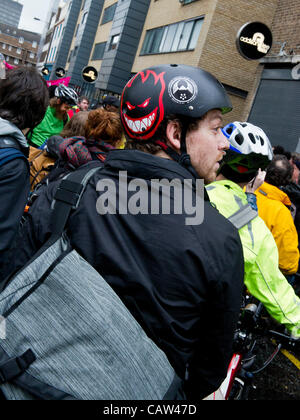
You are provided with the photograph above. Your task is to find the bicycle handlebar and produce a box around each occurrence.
[237,302,300,353]
[266,330,299,352]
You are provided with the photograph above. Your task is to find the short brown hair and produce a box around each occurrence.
[79,95,89,104]
[60,111,89,138]
[0,66,49,130]
[265,154,293,187]
[84,108,123,146]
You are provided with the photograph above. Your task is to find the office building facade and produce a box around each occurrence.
[0,22,40,67]
[0,0,23,28]
[50,0,282,125]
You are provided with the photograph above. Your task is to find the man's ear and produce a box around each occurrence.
[166,120,181,152]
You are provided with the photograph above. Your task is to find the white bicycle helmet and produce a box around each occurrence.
[54,84,78,106]
[221,121,273,176]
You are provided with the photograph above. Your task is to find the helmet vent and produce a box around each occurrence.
[248,133,256,144]
[225,126,233,135]
[259,136,264,146]
[235,133,244,145]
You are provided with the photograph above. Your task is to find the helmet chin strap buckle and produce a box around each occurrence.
[179,153,192,168]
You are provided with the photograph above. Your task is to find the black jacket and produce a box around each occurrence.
[9,150,244,399]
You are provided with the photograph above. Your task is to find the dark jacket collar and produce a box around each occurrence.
[104,150,210,201]
[105,150,196,181]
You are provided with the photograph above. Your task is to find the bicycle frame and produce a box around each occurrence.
[206,299,299,400]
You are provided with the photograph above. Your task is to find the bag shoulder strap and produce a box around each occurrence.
[50,161,103,236]
[0,136,22,151]
[0,136,28,168]
[228,203,258,230]
[0,148,26,167]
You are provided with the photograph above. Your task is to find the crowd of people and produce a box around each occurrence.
[0,64,299,400]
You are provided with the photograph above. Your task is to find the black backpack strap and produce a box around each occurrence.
[50,161,103,236]
[0,349,36,385]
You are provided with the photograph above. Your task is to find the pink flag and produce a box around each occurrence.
[46,77,70,87]
[4,61,15,69]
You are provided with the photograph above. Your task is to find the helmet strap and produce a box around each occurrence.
[155,119,199,179]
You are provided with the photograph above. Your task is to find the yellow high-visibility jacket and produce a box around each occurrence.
[207,180,300,338]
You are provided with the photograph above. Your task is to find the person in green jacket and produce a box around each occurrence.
[28,84,78,148]
[207,121,300,338]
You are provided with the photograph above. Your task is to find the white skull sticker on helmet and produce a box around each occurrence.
[168,77,198,104]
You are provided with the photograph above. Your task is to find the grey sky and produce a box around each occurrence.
[18,0,52,33]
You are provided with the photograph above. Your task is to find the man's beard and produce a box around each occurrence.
[56,107,68,121]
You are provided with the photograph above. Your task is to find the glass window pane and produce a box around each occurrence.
[150,27,164,53]
[171,22,184,51]
[158,27,168,53]
[141,30,155,54]
[188,19,203,50]
[178,21,194,51]
[160,24,177,53]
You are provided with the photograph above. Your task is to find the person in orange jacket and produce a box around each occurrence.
[255,154,299,276]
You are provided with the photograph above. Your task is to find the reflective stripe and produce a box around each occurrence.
[228,203,258,230]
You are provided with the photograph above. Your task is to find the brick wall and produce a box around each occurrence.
[269,0,300,55]
[132,0,216,71]
[131,0,280,122]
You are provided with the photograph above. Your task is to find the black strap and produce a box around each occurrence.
[50,161,103,236]
[0,349,36,385]
[0,346,76,399]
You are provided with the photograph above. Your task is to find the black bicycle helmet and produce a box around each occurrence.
[121,64,232,142]
[54,84,78,106]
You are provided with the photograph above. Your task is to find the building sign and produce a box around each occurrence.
[82,66,98,83]
[291,63,300,80]
[55,67,66,78]
[42,66,50,77]
[236,22,272,60]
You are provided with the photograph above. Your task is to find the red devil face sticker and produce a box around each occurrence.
[121,70,166,140]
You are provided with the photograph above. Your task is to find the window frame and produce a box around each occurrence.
[92,41,106,60]
[101,2,117,25]
[140,16,204,56]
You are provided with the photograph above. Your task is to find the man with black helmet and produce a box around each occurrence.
[28,84,78,148]
[10,65,244,399]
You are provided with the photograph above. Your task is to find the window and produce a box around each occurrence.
[141,17,204,55]
[182,0,199,4]
[16,48,22,54]
[82,12,88,25]
[29,52,35,59]
[101,3,117,25]
[19,37,24,44]
[2,43,6,49]
[108,34,120,51]
[92,42,106,60]
[32,41,37,48]
[68,50,73,63]
[14,58,19,65]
